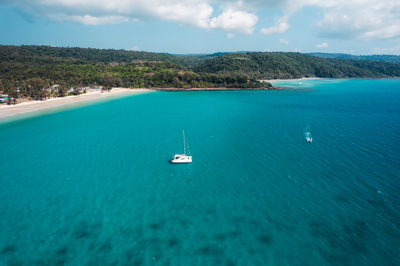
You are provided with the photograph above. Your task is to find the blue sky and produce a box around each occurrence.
[1,0,399,55]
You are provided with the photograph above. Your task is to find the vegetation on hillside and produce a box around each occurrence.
[0,45,207,68]
[1,45,400,102]
[194,52,400,79]
[308,53,400,64]
[0,46,268,101]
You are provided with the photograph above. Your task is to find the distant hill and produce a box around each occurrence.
[0,45,203,67]
[194,52,400,79]
[308,53,400,64]
[1,45,400,98]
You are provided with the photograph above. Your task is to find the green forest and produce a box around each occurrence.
[308,53,400,63]
[193,52,400,79]
[1,45,400,100]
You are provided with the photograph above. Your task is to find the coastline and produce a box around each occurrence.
[0,86,284,123]
[152,87,278,91]
[0,88,151,123]
[261,77,322,83]
[263,77,400,83]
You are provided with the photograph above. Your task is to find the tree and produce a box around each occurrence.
[72,87,82,95]
[25,78,48,100]
[102,73,114,92]
[7,87,18,104]
[57,85,68,97]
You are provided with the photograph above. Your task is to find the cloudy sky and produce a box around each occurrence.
[1,0,400,54]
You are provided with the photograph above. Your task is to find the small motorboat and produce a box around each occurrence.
[305,132,313,143]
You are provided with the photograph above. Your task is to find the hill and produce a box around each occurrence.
[0,45,267,99]
[308,53,400,64]
[0,45,213,68]
[1,45,400,99]
[194,52,400,79]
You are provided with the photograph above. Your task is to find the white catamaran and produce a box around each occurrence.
[171,130,192,164]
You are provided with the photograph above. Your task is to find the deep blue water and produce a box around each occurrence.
[0,79,399,265]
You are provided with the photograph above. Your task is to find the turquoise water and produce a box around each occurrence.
[0,79,399,265]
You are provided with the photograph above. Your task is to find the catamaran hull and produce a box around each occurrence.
[170,154,192,163]
[170,160,192,164]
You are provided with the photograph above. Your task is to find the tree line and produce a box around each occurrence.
[1,45,400,103]
[0,56,269,102]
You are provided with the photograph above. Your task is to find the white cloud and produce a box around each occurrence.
[226,33,235,38]
[210,8,258,34]
[279,38,289,45]
[2,0,400,40]
[2,0,258,35]
[315,1,400,39]
[315,42,328,48]
[53,15,129,25]
[260,15,289,34]
[256,0,400,40]
[151,1,213,29]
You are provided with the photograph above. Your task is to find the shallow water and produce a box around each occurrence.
[0,79,399,265]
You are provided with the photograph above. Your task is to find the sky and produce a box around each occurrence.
[0,0,400,55]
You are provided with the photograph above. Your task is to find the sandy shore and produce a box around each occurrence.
[0,86,279,123]
[0,88,151,122]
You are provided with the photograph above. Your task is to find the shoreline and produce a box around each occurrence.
[0,88,151,123]
[0,86,283,123]
[152,87,278,91]
[4,76,394,122]
[261,77,322,83]
[263,77,400,83]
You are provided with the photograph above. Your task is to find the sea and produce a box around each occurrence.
[0,79,399,265]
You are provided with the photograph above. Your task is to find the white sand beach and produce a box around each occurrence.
[0,88,151,122]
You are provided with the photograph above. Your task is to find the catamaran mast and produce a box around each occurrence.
[183,130,186,154]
